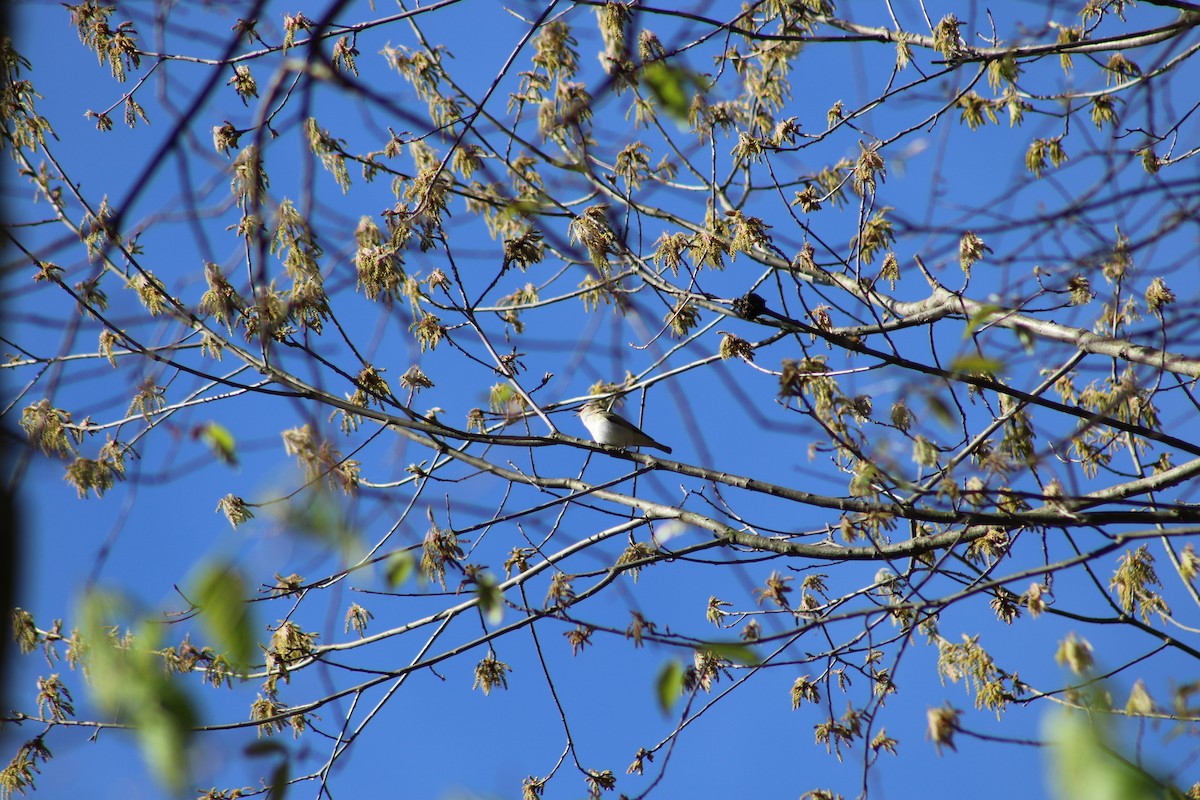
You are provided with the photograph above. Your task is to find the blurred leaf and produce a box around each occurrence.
[246,740,289,800]
[701,641,761,666]
[1044,707,1180,800]
[642,62,707,122]
[949,354,1006,376]
[194,561,255,668]
[655,659,685,713]
[924,392,955,427]
[245,740,288,757]
[80,590,197,792]
[268,758,290,800]
[199,421,238,466]
[488,383,517,414]
[138,684,197,793]
[274,490,361,560]
[475,573,504,625]
[385,550,414,588]
[964,304,1002,335]
[651,520,688,543]
[1016,325,1036,354]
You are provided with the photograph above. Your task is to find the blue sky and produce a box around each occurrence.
[4,1,1200,798]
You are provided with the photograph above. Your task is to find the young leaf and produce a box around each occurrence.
[655,659,685,713]
[194,561,256,669]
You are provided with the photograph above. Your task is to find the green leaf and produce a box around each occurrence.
[194,561,255,669]
[138,683,197,793]
[1044,706,1177,800]
[199,421,238,466]
[1016,326,1036,354]
[964,304,1002,335]
[275,490,361,559]
[655,659,685,713]
[700,641,761,666]
[642,62,706,122]
[385,550,414,588]
[924,393,955,427]
[80,590,197,792]
[948,354,1005,376]
[268,757,291,800]
[245,740,287,757]
[246,741,290,800]
[488,383,516,413]
[475,573,504,625]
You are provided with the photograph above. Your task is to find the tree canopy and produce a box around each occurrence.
[3,1,1200,799]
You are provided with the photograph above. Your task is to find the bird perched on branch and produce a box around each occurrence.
[578,400,673,454]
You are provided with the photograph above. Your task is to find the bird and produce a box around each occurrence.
[577,400,673,454]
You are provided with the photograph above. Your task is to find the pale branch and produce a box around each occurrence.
[736,294,1200,458]
[621,2,1200,63]
[888,282,1200,379]
[592,187,1200,385]
[259,350,1200,539]
[911,352,1087,498]
[6,4,1200,796]
[127,0,465,65]
[391,413,1200,548]
[781,250,1200,380]
[824,10,1200,63]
